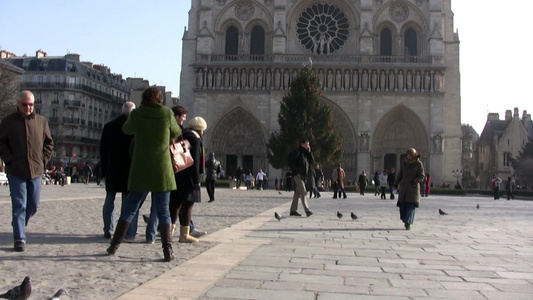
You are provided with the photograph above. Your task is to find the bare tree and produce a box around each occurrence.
[0,61,21,120]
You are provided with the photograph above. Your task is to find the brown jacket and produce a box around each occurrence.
[0,110,54,179]
[394,158,425,205]
[332,167,346,189]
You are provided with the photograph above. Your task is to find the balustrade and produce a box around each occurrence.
[194,64,444,93]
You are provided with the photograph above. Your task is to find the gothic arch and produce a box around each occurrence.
[400,21,426,56]
[214,0,273,33]
[209,106,267,157]
[371,104,429,159]
[322,96,357,171]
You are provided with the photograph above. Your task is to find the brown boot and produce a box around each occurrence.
[107,220,130,255]
[160,223,174,262]
[178,226,199,243]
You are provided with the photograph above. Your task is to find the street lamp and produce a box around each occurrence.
[452,169,463,184]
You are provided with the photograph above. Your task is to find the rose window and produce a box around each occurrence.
[296,3,349,55]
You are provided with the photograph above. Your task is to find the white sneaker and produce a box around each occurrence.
[190,228,207,238]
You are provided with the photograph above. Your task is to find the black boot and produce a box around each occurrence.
[160,223,174,262]
[107,220,130,255]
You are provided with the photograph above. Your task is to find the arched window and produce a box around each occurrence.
[225,26,239,55]
[404,28,417,56]
[250,25,265,55]
[380,28,392,56]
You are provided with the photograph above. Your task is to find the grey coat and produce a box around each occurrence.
[394,158,425,205]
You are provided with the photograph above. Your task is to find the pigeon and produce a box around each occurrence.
[438,209,448,215]
[350,212,358,221]
[336,211,343,220]
[278,191,282,194]
[476,204,480,209]
[47,289,69,300]
[274,212,283,221]
[0,276,31,300]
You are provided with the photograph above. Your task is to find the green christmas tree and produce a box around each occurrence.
[267,66,343,169]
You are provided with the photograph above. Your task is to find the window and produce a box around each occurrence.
[250,25,265,55]
[380,28,392,56]
[503,152,511,167]
[480,163,484,171]
[404,28,417,55]
[225,26,239,55]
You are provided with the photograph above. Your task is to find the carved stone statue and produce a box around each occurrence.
[352,70,359,91]
[388,70,395,91]
[414,71,421,92]
[397,70,404,92]
[196,68,204,89]
[344,69,350,91]
[249,69,256,90]
[257,69,263,90]
[379,70,386,91]
[406,71,412,91]
[371,70,378,91]
[424,71,431,92]
[335,69,342,91]
[361,69,369,91]
[215,69,222,89]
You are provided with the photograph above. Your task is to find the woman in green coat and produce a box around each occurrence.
[106,87,180,262]
[394,148,425,230]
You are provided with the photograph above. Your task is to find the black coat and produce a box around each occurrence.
[174,128,204,202]
[99,114,133,193]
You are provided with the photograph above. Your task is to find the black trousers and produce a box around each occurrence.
[206,179,216,201]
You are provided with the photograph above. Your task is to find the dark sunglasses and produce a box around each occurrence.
[19,103,34,107]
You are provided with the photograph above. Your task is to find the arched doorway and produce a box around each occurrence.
[371,104,429,173]
[209,107,267,178]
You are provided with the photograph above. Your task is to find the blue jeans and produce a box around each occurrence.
[102,191,128,235]
[119,191,170,231]
[146,198,159,242]
[7,174,41,243]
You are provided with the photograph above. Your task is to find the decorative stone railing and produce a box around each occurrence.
[193,54,445,93]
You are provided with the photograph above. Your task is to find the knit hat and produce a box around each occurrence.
[189,116,207,131]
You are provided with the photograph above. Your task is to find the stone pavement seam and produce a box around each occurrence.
[114,201,292,300]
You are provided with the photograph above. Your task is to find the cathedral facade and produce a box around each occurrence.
[180,0,461,185]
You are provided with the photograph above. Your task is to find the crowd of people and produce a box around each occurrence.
[1,89,522,257]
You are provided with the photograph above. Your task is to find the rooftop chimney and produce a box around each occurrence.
[505,110,512,121]
[0,50,16,59]
[488,113,500,121]
[36,49,47,58]
[514,107,519,118]
[64,53,80,62]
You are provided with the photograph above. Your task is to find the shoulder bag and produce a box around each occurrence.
[170,136,194,173]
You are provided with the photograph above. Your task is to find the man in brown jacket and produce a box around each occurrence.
[0,90,54,252]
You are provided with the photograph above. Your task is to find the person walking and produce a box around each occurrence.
[332,163,347,199]
[82,162,93,185]
[106,87,180,262]
[0,91,54,252]
[492,174,502,200]
[245,169,253,190]
[288,139,314,217]
[100,101,137,239]
[424,173,431,197]
[255,169,267,190]
[171,116,207,243]
[235,166,243,189]
[314,164,324,194]
[506,176,515,200]
[358,171,367,195]
[373,171,380,196]
[379,169,388,199]
[388,167,396,199]
[205,152,221,202]
[394,148,425,230]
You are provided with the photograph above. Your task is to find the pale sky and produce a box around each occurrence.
[1,0,530,134]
